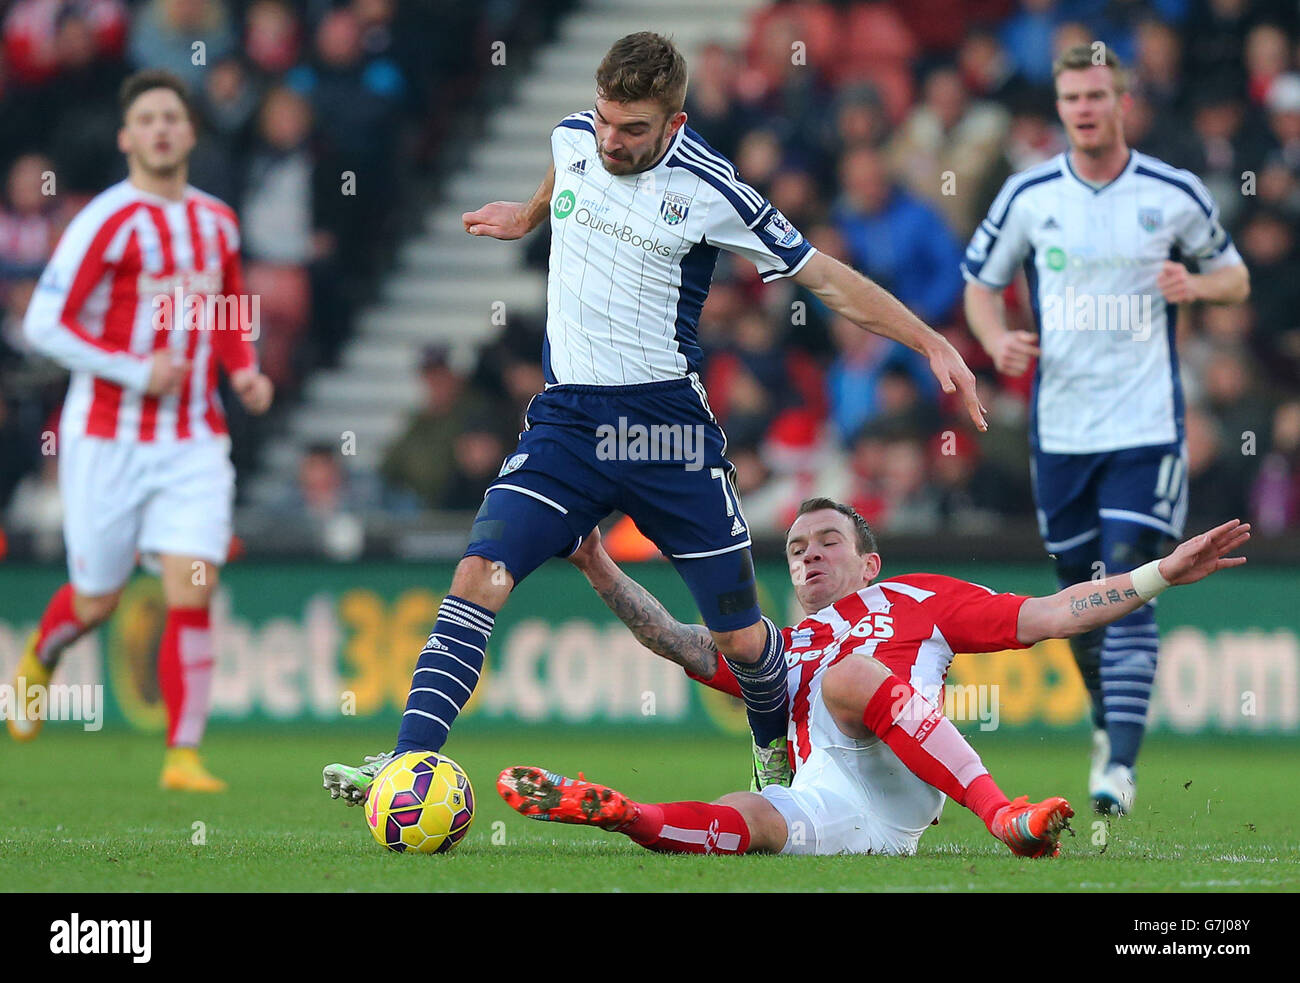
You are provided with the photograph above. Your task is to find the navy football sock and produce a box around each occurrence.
[723,616,789,748]
[1101,613,1159,768]
[395,596,495,754]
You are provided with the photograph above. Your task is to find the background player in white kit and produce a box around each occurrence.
[498,502,1249,857]
[961,46,1250,815]
[6,71,274,792]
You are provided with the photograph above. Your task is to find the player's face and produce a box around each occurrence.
[118,88,196,177]
[785,509,881,613]
[1055,67,1128,156]
[593,97,685,175]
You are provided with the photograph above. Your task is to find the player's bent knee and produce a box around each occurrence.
[714,791,785,853]
[450,555,513,611]
[709,620,766,664]
[73,589,122,626]
[821,656,890,718]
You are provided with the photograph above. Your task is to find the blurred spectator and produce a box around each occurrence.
[704,309,824,449]
[437,416,507,511]
[1252,400,1300,532]
[0,153,57,289]
[1000,0,1062,90]
[1183,0,1253,90]
[189,56,260,198]
[2,0,126,87]
[929,426,1014,531]
[1234,207,1300,387]
[825,314,938,445]
[831,146,964,325]
[888,63,1010,237]
[380,345,496,509]
[682,41,751,161]
[1133,17,1186,113]
[1244,22,1291,108]
[957,29,1024,105]
[287,5,405,280]
[876,426,943,534]
[1264,73,1300,174]
[837,3,916,125]
[244,0,299,77]
[128,0,237,90]
[1199,346,1273,465]
[1185,405,1251,524]
[240,84,320,390]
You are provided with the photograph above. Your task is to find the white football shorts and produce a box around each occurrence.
[59,429,235,595]
[761,684,946,856]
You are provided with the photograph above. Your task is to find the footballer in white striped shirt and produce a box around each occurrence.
[323,32,987,808]
[962,45,1250,815]
[8,70,274,792]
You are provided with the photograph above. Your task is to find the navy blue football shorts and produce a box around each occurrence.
[1031,440,1187,577]
[464,377,761,632]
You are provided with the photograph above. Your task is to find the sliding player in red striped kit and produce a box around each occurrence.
[499,501,1249,857]
[6,70,273,791]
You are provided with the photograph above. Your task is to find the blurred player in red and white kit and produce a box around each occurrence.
[500,500,1249,857]
[5,70,274,791]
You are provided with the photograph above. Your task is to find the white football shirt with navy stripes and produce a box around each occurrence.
[961,150,1244,455]
[544,111,815,386]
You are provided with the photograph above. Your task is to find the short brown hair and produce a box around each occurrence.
[595,32,688,115]
[791,498,879,556]
[1053,43,1128,95]
[119,69,194,123]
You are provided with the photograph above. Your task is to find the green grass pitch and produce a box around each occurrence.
[3,729,1296,892]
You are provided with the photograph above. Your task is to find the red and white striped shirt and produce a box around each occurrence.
[695,574,1030,771]
[23,180,258,443]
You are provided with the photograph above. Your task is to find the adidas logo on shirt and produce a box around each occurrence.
[731,516,745,537]
[567,159,587,175]
[1042,216,1060,229]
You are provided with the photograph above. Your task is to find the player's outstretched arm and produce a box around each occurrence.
[1016,519,1251,645]
[567,528,720,678]
[462,164,556,240]
[794,251,987,431]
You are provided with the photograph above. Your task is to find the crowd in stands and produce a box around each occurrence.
[0,0,568,541]
[4,0,1300,548]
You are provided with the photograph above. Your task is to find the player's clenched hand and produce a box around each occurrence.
[1157,261,1199,304]
[992,330,1040,377]
[146,351,190,396]
[231,368,274,415]
[1157,518,1250,586]
[927,339,988,432]
[463,201,528,240]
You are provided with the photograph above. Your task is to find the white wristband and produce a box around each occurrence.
[1130,560,1171,602]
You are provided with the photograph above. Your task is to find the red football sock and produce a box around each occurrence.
[862,676,1010,832]
[33,583,87,669]
[621,801,751,855]
[157,606,215,748]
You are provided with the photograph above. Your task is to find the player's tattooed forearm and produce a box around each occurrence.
[1068,586,1140,617]
[595,574,720,676]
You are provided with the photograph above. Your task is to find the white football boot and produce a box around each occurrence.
[1092,762,1136,816]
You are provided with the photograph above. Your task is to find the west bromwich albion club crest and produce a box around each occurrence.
[1138,207,1162,232]
[660,191,692,226]
[498,453,528,477]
